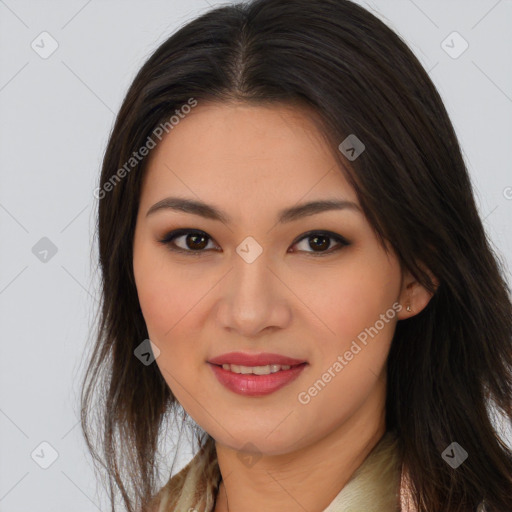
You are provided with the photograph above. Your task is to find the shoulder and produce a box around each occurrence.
[145,459,192,512]
[148,437,220,512]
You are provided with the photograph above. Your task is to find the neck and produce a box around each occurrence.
[213,381,388,512]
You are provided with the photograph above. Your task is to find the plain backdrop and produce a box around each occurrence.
[1,0,511,510]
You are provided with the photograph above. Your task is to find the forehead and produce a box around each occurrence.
[140,102,358,212]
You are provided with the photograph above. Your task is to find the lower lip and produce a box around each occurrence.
[208,362,308,397]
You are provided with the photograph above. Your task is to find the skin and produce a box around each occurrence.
[132,102,435,512]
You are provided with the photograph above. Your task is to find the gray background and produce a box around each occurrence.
[1,0,511,510]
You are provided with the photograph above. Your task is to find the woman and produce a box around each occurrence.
[80,0,512,511]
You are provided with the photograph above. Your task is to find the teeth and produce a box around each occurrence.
[221,363,292,375]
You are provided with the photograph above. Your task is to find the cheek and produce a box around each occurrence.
[297,261,398,337]
[295,259,400,380]
[132,249,216,402]
[133,259,203,397]
[333,280,397,340]
[133,245,198,342]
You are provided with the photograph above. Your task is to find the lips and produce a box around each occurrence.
[207,352,308,396]
[208,361,308,396]
[208,352,306,367]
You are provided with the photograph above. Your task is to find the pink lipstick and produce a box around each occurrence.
[208,352,308,397]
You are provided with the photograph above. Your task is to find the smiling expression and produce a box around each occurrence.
[132,101,419,455]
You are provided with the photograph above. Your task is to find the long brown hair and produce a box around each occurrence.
[80,0,512,510]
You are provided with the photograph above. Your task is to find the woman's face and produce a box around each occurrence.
[133,102,428,455]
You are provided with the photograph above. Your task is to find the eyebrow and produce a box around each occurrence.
[145,197,361,224]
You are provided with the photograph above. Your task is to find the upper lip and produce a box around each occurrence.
[208,352,307,367]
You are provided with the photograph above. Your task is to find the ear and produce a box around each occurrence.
[396,265,439,320]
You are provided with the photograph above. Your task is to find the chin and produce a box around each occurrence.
[214,428,305,457]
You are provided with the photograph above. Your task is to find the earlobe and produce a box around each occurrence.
[397,267,439,320]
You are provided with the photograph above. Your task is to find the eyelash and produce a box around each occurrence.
[158,229,350,257]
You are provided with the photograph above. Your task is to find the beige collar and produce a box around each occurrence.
[153,431,416,512]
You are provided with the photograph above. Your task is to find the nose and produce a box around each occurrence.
[216,251,292,338]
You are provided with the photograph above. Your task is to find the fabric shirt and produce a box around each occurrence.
[151,430,418,512]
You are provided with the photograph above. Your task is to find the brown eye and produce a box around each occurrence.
[159,229,217,254]
[183,232,209,250]
[290,231,350,256]
[308,234,330,251]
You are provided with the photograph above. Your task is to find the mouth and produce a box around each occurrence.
[207,361,308,396]
[209,362,307,375]
[207,351,307,367]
